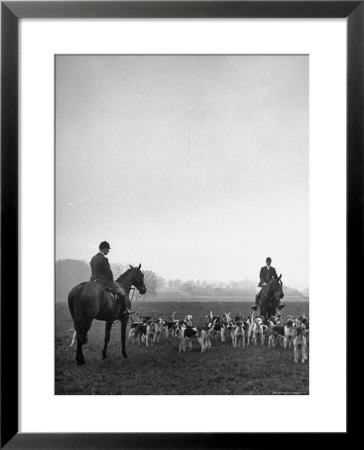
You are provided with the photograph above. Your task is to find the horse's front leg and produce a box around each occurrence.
[121,318,128,358]
[102,321,113,359]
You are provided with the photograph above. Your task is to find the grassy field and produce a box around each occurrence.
[55,300,309,395]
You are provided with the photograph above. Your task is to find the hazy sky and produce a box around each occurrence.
[56,55,308,289]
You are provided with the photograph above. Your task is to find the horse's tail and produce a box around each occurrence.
[68,282,92,345]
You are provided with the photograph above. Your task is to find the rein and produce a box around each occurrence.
[118,283,135,292]
[117,284,139,301]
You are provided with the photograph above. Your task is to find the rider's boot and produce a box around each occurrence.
[251,294,259,311]
[122,297,135,315]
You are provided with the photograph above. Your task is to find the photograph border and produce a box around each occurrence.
[1,1,359,447]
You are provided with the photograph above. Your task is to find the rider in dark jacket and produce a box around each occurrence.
[251,257,285,311]
[90,241,134,314]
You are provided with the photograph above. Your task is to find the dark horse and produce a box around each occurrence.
[259,275,284,321]
[68,264,146,365]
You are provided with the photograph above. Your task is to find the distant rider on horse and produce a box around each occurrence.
[90,241,134,314]
[251,257,285,311]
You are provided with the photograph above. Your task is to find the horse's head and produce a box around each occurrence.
[272,274,284,303]
[116,264,147,294]
[129,264,147,294]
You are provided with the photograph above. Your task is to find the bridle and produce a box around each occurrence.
[116,268,146,298]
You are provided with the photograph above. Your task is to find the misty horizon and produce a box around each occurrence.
[55,257,308,292]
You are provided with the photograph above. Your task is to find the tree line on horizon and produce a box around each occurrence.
[55,259,306,300]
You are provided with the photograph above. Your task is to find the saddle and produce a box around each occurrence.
[90,277,118,302]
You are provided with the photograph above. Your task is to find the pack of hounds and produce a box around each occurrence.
[128,310,309,363]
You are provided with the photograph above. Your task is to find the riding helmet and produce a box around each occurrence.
[99,241,111,250]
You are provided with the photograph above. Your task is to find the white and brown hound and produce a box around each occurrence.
[207,310,228,343]
[231,320,245,348]
[177,319,217,353]
[283,318,295,349]
[145,320,156,346]
[128,317,143,344]
[132,323,147,345]
[267,323,284,347]
[153,318,164,344]
[163,312,182,338]
[248,313,266,346]
[293,325,308,363]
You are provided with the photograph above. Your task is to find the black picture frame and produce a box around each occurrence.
[1,1,357,448]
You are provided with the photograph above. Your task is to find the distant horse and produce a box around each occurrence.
[68,264,146,365]
[259,275,284,321]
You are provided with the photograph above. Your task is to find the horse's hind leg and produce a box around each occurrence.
[102,321,113,359]
[76,338,85,365]
[74,317,93,365]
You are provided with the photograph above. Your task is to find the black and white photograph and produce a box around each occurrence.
[55,54,309,395]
